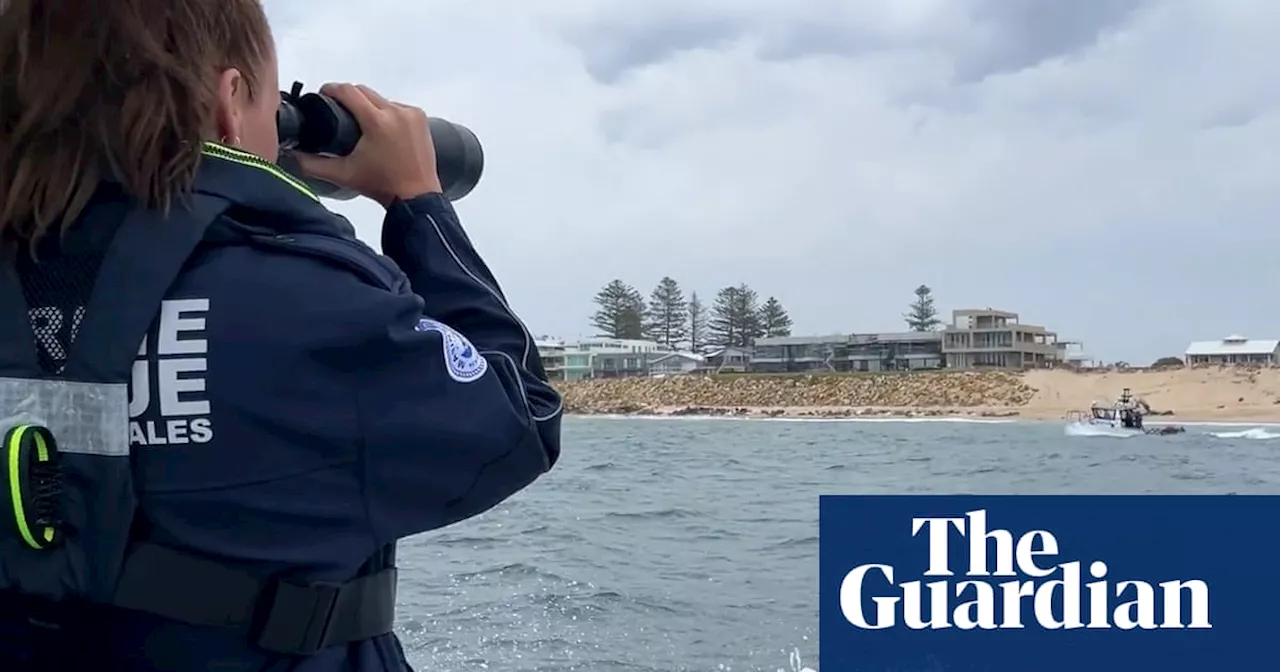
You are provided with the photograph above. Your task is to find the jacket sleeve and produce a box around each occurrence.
[339,194,561,544]
[379,194,563,434]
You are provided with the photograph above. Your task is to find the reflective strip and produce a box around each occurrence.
[200,142,319,201]
[0,377,129,456]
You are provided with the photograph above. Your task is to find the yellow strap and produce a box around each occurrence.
[6,425,38,549]
[5,425,57,549]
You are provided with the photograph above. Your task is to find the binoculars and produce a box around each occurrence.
[276,81,484,201]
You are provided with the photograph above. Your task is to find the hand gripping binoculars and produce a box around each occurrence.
[276,81,484,201]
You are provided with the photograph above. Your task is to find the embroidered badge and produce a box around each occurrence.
[415,318,488,383]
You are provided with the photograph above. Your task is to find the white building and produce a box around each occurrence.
[1184,335,1280,365]
[648,351,705,376]
[1054,339,1097,368]
[557,338,672,379]
[568,338,671,354]
[535,340,566,380]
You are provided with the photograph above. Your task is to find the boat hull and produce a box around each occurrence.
[1064,411,1185,435]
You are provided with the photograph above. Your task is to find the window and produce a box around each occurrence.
[755,346,785,359]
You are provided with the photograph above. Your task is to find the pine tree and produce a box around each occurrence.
[687,292,708,352]
[738,283,764,344]
[619,285,645,339]
[904,284,942,332]
[709,284,764,347]
[591,280,646,339]
[643,276,689,348]
[757,296,793,337]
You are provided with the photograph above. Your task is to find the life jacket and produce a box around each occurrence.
[0,186,396,657]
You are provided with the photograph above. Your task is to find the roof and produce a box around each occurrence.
[1185,336,1280,356]
[704,346,751,357]
[754,334,850,346]
[953,308,1019,318]
[849,331,942,343]
[577,338,662,347]
[651,351,705,363]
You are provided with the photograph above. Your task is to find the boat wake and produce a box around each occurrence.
[1064,422,1137,438]
[1063,388,1184,436]
[778,647,817,672]
[1065,423,1280,440]
[1208,427,1280,440]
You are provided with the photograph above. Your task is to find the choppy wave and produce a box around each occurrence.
[574,414,1014,424]
[403,413,1280,671]
[1208,427,1280,440]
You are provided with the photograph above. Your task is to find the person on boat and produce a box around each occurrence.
[0,0,562,669]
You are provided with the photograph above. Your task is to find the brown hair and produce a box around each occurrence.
[0,0,273,245]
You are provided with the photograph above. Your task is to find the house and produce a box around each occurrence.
[845,332,943,371]
[703,346,752,373]
[941,308,1062,369]
[535,340,566,381]
[1054,340,1097,368]
[590,351,654,378]
[750,334,850,373]
[563,351,593,380]
[569,338,672,355]
[560,337,671,380]
[1185,335,1280,365]
[750,332,943,373]
[648,351,704,376]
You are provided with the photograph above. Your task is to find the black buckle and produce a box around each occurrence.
[114,543,397,656]
[254,579,342,656]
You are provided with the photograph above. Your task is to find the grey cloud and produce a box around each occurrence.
[564,0,1148,86]
[272,0,1280,362]
[564,15,746,84]
[958,0,1149,80]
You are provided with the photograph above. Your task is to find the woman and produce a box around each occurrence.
[0,1,562,670]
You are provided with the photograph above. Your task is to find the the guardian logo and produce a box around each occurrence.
[840,509,1210,631]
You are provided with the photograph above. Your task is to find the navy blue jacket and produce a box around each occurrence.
[45,149,561,670]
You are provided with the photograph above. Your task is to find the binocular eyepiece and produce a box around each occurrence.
[276,81,484,201]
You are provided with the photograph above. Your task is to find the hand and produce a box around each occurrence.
[291,83,442,206]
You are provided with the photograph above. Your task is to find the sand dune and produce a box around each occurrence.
[1020,367,1280,421]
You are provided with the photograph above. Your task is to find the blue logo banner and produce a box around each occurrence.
[819,495,1280,671]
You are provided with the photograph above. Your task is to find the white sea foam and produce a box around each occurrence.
[1063,422,1138,438]
[1207,427,1280,439]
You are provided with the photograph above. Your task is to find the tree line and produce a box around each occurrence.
[590,277,793,349]
[591,281,944,350]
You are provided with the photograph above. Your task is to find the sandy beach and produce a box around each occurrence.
[554,367,1280,423]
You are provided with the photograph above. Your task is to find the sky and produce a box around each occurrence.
[267,0,1280,364]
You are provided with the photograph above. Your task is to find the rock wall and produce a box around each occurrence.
[553,371,1036,414]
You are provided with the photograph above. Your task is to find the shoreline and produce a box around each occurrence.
[554,368,1280,425]
[561,405,1280,424]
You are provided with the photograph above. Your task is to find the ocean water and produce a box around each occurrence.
[393,416,1280,671]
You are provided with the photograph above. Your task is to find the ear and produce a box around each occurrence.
[213,67,246,144]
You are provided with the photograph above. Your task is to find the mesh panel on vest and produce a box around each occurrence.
[16,251,104,375]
